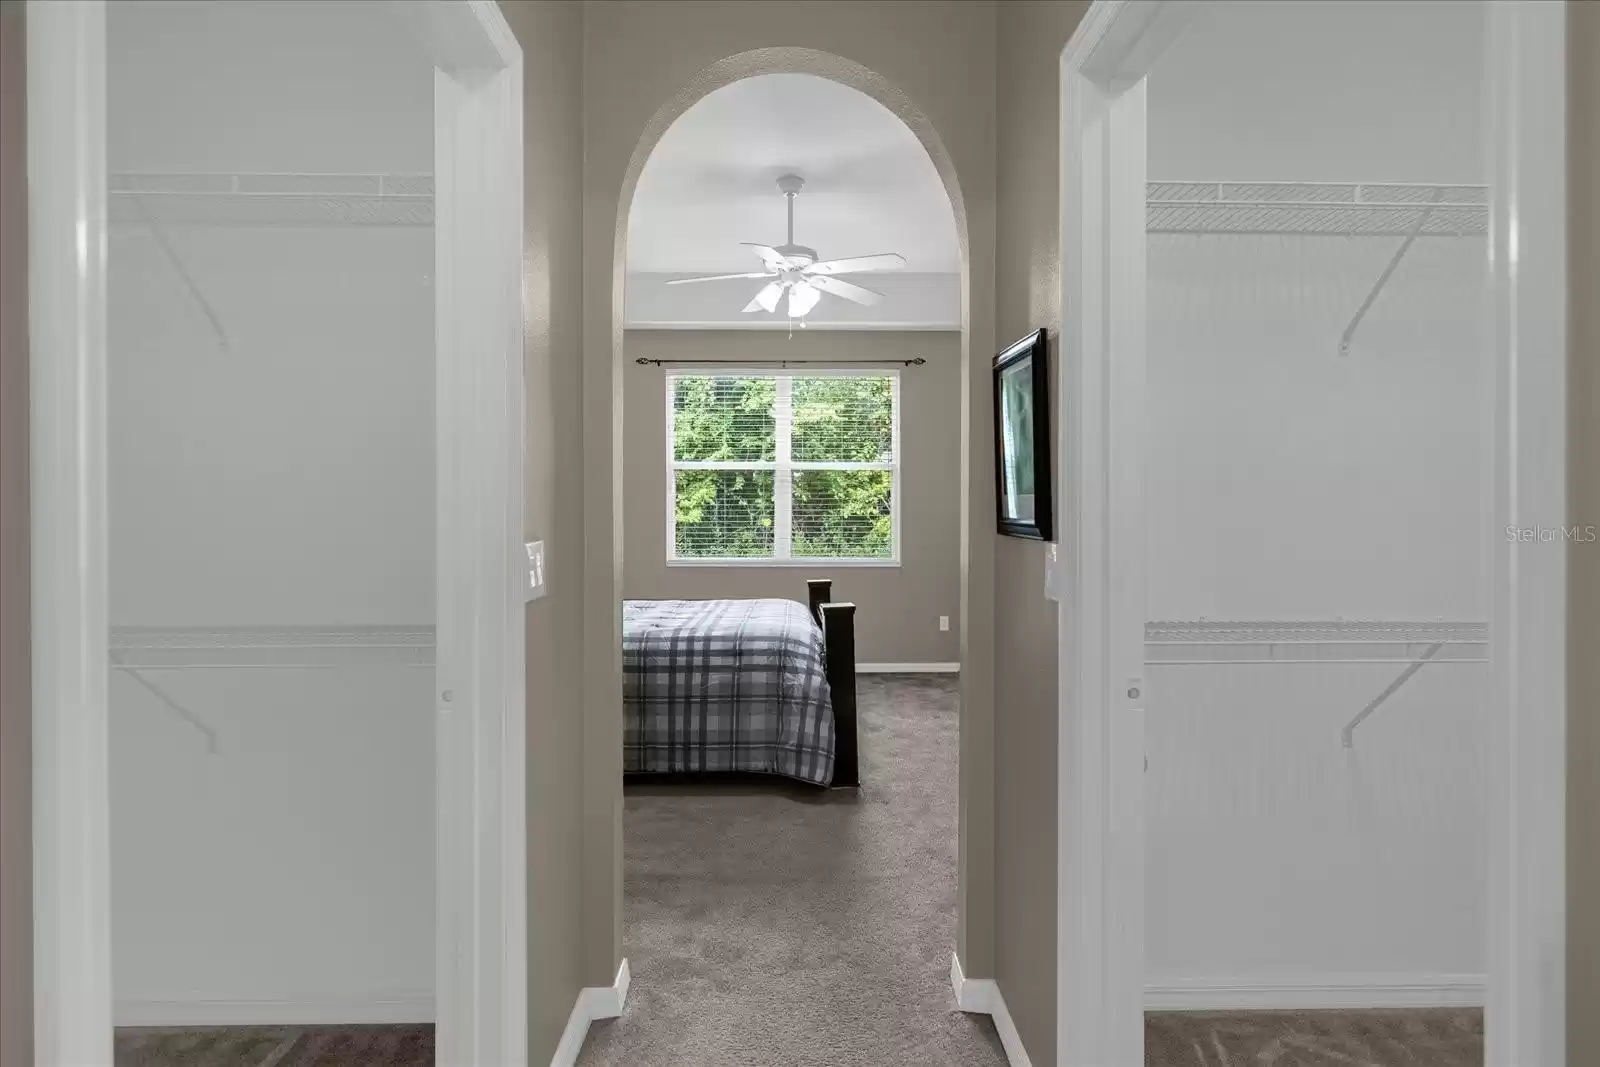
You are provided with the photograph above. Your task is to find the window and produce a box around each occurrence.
[668,372,899,563]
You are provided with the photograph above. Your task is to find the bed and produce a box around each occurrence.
[622,578,859,788]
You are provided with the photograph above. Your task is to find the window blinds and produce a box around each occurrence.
[669,373,899,561]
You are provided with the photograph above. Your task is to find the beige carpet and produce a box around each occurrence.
[1145,1008,1483,1066]
[113,1025,432,1066]
[578,673,1006,1066]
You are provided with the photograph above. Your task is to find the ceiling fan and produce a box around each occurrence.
[665,173,907,321]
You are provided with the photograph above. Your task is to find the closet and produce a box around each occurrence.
[1142,0,1490,1016]
[1143,181,1489,1001]
[107,1,437,1025]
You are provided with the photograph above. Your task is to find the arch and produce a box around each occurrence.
[597,46,983,990]
[614,48,970,295]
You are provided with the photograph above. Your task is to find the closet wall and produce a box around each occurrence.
[1144,0,1490,1000]
[107,1,437,1021]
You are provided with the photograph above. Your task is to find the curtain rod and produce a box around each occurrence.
[634,357,925,367]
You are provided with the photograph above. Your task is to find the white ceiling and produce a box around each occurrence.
[626,74,961,275]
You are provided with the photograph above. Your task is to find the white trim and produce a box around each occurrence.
[856,662,961,674]
[1058,5,1568,1067]
[27,4,527,1067]
[27,2,112,1063]
[626,320,961,332]
[582,958,631,1022]
[549,995,592,1067]
[665,369,901,565]
[666,557,901,568]
[774,377,794,558]
[950,954,1032,1067]
[113,995,435,1028]
[1486,4,1567,1066]
[1144,974,1487,1012]
[429,4,527,1065]
[1057,6,1197,1066]
[549,960,632,1067]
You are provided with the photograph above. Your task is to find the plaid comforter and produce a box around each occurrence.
[622,598,836,786]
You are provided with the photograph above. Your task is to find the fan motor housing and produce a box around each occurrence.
[775,243,818,267]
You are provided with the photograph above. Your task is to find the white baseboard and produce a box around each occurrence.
[550,993,591,1067]
[113,994,433,1027]
[857,662,961,673]
[1144,973,1487,1011]
[550,959,631,1067]
[950,953,1032,1067]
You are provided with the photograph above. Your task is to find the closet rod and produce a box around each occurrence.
[636,357,925,367]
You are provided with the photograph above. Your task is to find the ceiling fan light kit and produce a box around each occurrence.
[665,173,908,324]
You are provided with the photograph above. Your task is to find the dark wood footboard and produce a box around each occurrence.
[806,579,859,788]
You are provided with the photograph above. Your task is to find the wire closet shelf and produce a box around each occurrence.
[110,172,435,227]
[110,625,436,670]
[1145,619,1488,748]
[1146,181,1488,237]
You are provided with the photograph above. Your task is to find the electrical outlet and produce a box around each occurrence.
[938,615,950,632]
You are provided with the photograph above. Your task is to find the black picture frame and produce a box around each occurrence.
[993,328,1053,541]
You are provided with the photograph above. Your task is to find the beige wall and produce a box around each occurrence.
[993,1,1089,1061]
[498,1,587,1061]
[622,330,963,664]
[0,2,30,1063]
[1570,4,1598,1063]
[581,0,999,985]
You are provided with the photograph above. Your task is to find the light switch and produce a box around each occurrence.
[1043,542,1062,602]
[524,540,546,602]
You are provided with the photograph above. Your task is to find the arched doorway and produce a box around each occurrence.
[579,50,996,1061]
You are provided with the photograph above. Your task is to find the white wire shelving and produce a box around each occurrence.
[1147,181,1490,357]
[110,172,435,354]
[1146,181,1488,238]
[110,626,435,751]
[110,625,436,670]
[110,172,435,227]
[1144,619,1487,664]
[1144,619,1488,748]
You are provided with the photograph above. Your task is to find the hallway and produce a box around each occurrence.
[579,674,1004,1066]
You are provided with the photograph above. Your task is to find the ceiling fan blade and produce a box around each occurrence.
[742,243,793,271]
[806,275,884,307]
[804,253,907,276]
[787,282,822,318]
[664,272,773,286]
[743,282,784,314]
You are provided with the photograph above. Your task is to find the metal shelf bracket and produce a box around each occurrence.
[1341,641,1445,748]
[1338,187,1444,356]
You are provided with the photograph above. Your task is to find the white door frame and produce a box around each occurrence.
[25,3,527,1066]
[1055,3,1568,1067]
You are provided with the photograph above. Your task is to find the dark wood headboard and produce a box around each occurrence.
[806,578,859,788]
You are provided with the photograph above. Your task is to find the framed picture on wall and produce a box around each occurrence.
[993,328,1053,541]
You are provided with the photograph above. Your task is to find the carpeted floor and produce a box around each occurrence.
[578,672,1006,1066]
[1145,1008,1484,1066]
[113,1024,433,1067]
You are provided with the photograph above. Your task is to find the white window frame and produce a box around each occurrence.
[665,368,902,568]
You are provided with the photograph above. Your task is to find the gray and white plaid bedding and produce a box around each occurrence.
[623,598,836,786]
